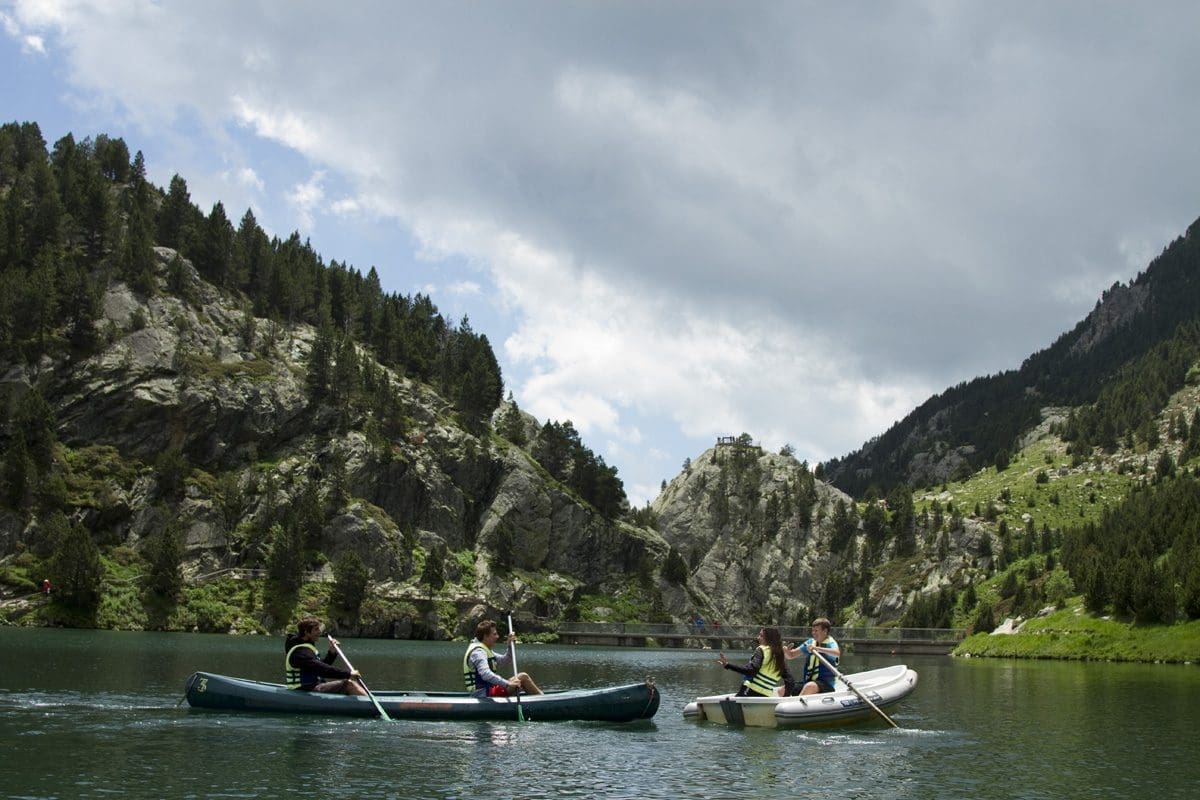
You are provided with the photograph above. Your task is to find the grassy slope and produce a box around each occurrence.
[917,379,1200,662]
[955,600,1200,663]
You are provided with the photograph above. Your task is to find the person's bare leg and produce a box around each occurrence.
[516,672,542,695]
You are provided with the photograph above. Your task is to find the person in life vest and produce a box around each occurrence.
[283,617,368,695]
[42,578,51,595]
[462,619,542,698]
[784,617,841,695]
[718,627,791,697]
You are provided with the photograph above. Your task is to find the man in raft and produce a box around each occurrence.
[784,617,841,695]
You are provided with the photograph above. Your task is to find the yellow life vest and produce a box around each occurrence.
[284,642,318,689]
[801,636,839,683]
[462,640,497,692]
[744,644,783,696]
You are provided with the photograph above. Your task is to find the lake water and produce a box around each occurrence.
[1,628,1197,799]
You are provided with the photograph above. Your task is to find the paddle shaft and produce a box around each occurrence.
[813,649,899,729]
[507,613,525,722]
[328,639,392,721]
[506,614,519,674]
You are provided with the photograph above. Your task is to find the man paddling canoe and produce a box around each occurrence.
[284,617,368,696]
[463,619,542,697]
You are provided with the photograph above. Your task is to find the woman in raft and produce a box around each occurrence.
[717,626,792,697]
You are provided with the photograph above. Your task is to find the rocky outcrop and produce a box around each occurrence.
[653,446,851,623]
[1068,280,1149,357]
[0,248,672,635]
[653,443,996,626]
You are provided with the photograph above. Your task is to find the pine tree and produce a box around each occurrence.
[154,448,192,501]
[47,512,103,611]
[331,551,369,618]
[195,201,234,287]
[497,397,527,446]
[421,549,446,595]
[888,483,916,556]
[145,517,184,602]
[331,334,359,406]
[305,323,335,399]
[663,547,689,583]
[292,480,325,555]
[119,200,157,295]
[266,522,304,596]
[1,435,32,508]
[158,174,197,252]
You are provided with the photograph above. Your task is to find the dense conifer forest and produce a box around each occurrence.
[0,120,503,433]
[1061,471,1200,623]
[0,120,634,625]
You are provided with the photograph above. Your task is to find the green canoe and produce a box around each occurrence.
[184,671,660,723]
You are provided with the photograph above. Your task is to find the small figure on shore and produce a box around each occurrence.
[463,619,542,697]
[283,617,368,695]
[42,578,51,596]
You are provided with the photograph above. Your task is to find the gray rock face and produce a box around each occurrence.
[652,446,854,623]
[2,248,993,633]
[1068,280,1149,357]
[652,444,993,625]
[1,249,676,633]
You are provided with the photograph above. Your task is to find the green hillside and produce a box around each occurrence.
[898,368,1200,656]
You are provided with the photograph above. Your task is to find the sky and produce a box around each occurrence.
[3,2,1200,507]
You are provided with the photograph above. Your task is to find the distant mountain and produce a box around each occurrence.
[822,215,1200,497]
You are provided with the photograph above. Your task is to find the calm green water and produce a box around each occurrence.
[1,628,1197,799]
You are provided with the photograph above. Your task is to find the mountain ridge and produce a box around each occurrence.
[822,214,1200,496]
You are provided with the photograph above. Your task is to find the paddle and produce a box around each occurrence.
[328,638,392,721]
[507,613,525,722]
[812,649,899,729]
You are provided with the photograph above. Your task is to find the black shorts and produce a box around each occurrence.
[787,678,835,696]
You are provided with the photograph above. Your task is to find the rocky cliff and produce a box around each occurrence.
[652,441,995,626]
[0,248,671,635]
[1,248,1002,637]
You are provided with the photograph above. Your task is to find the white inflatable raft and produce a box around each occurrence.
[682,663,918,729]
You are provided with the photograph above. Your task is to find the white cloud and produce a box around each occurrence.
[221,166,263,193]
[446,280,482,297]
[329,197,360,216]
[232,96,320,154]
[286,172,325,233]
[2,10,45,53]
[9,2,1200,506]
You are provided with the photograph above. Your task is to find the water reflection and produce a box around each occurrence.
[2,631,1199,799]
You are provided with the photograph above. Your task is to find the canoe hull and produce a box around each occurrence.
[682,664,918,729]
[185,672,659,723]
